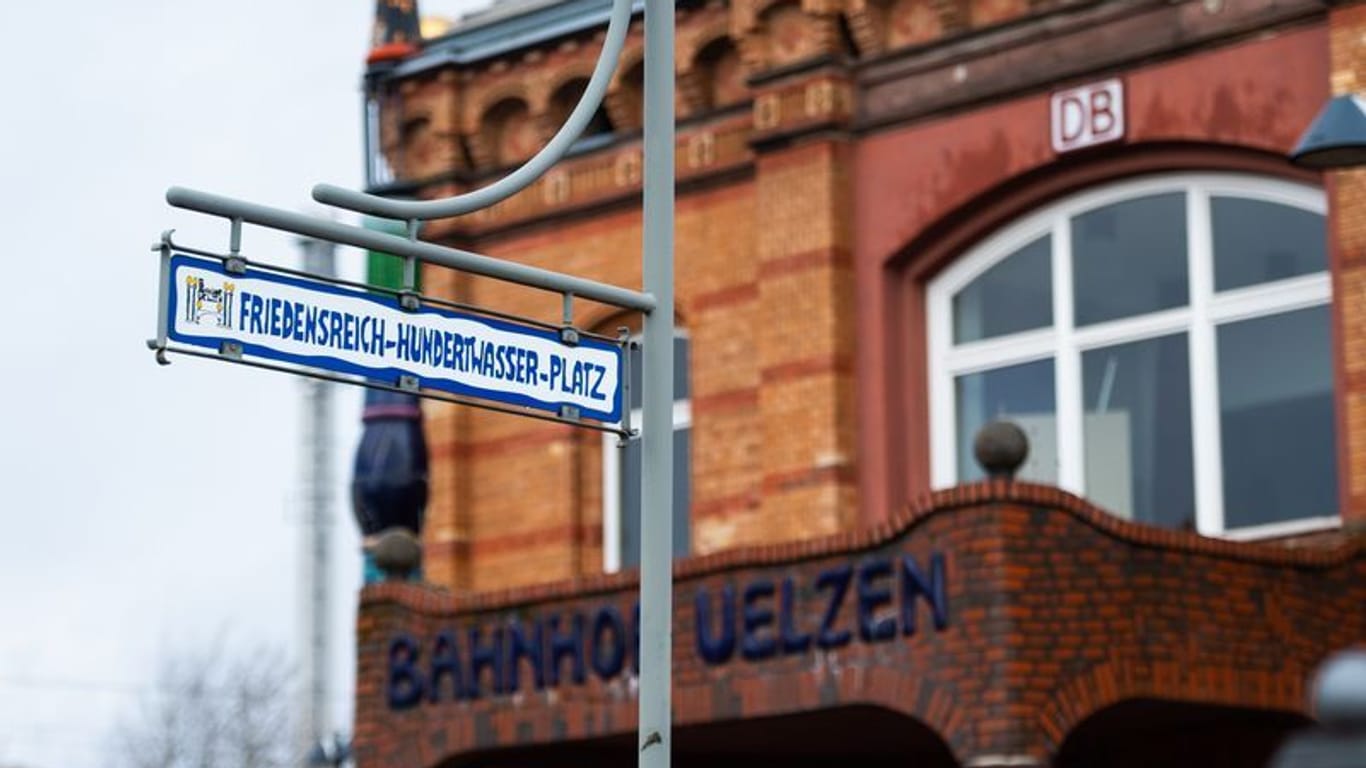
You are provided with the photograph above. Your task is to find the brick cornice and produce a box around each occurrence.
[361,481,1364,616]
[856,0,1326,133]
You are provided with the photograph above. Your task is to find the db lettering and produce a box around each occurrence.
[1051,79,1124,154]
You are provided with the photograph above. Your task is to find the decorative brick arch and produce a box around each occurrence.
[1036,656,1311,753]
[842,0,887,56]
[678,665,963,739]
[608,47,645,91]
[415,703,957,768]
[679,20,734,72]
[733,0,805,33]
[541,64,600,116]
[677,22,736,115]
[465,81,532,134]
[604,49,646,131]
[469,94,537,170]
[886,142,1316,278]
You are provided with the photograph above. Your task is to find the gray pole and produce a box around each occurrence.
[298,236,336,761]
[638,0,674,765]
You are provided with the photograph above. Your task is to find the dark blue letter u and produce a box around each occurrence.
[695,586,736,664]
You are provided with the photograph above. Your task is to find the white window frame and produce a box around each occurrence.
[601,338,692,574]
[927,173,1338,540]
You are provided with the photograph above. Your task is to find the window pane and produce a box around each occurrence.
[1218,306,1338,529]
[956,359,1056,484]
[673,427,692,556]
[628,335,689,411]
[953,235,1053,343]
[620,434,642,567]
[1212,197,1326,292]
[1072,193,1188,326]
[1082,334,1194,529]
[618,426,691,569]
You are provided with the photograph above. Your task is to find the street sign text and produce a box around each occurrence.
[167,254,622,422]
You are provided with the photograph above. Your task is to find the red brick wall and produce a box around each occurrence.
[386,1,1348,598]
[419,101,860,593]
[1328,3,1366,530]
[390,0,1097,594]
[353,483,1366,767]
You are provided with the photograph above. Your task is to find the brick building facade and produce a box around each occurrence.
[350,0,1366,765]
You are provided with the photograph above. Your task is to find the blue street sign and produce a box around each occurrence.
[166,253,623,422]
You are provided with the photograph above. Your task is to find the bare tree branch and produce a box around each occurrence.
[111,641,296,768]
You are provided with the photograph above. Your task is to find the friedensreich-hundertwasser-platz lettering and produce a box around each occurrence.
[171,256,622,420]
[385,552,947,710]
[234,291,610,400]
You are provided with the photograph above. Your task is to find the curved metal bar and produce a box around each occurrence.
[311,0,636,221]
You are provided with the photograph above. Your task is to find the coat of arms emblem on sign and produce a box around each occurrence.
[184,276,235,328]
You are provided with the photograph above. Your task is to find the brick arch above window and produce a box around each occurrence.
[463,81,532,136]
[679,17,735,71]
[477,96,541,169]
[605,54,646,132]
[542,64,601,113]
[860,142,1324,528]
[889,144,1319,281]
[692,36,749,112]
[547,76,616,141]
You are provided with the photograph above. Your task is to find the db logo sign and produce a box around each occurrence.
[1051,79,1124,154]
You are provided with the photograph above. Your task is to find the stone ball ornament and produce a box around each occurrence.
[1314,649,1366,729]
[1268,648,1366,768]
[973,420,1030,479]
[372,528,423,580]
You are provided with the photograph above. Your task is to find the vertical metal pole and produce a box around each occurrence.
[298,236,337,761]
[639,0,674,764]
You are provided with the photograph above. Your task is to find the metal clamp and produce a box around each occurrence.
[560,292,580,346]
[145,338,171,366]
[151,230,175,355]
[617,327,636,447]
[225,218,247,274]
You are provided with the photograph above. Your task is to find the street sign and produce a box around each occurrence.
[166,253,623,422]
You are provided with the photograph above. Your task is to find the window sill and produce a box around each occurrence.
[1217,515,1342,543]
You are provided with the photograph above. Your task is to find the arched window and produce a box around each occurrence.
[601,332,691,572]
[480,97,538,168]
[927,174,1335,539]
[548,77,615,144]
[695,37,746,111]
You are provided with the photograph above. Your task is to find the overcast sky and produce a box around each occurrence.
[0,1,484,765]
